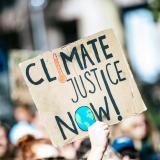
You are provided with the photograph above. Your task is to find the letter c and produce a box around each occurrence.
[26,63,44,85]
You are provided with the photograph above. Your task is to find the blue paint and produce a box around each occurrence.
[75,106,96,131]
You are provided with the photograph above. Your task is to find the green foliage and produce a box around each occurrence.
[150,0,160,21]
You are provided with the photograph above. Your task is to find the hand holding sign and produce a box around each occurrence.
[88,121,110,160]
[19,29,146,147]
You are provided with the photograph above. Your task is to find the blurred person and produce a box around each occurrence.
[9,121,43,145]
[103,145,121,160]
[111,137,140,160]
[58,139,82,160]
[118,114,160,160]
[59,143,77,160]
[14,103,36,123]
[15,134,59,160]
[9,102,44,144]
[76,137,91,159]
[0,121,15,159]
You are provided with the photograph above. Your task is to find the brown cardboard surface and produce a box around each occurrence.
[19,29,146,147]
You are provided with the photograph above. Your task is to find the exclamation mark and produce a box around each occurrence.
[53,53,67,83]
[100,70,122,121]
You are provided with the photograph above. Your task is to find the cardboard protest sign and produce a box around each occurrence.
[9,50,38,103]
[19,29,147,147]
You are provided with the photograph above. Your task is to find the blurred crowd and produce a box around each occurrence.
[0,0,160,159]
[0,102,160,159]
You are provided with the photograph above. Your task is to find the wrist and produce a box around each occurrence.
[91,145,106,153]
[88,147,105,160]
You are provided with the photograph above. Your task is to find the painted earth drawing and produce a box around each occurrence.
[75,106,96,131]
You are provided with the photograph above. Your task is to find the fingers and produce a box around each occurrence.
[88,121,110,155]
[102,127,110,136]
[102,125,109,131]
[88,121,109,132]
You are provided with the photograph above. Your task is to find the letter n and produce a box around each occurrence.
[55,112,78,140]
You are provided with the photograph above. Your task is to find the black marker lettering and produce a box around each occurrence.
[114,61,126,82]
[74,76,87,98]
[90,68,102,90]
[90,96,110,121]
[99,35,113,60]
[81,44,95,69]
[67,78,79,103]
[100,70,122,121]
[40,58,56,82]
[84,71,96,94]
[106,63,118,85]
[87,39,101,63]
[55,112,78,140]
[26,63,44,85]
[60,47,84,75]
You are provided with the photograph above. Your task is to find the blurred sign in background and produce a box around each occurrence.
[0,0,160,128]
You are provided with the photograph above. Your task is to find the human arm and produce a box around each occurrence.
[87,121,110,160]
